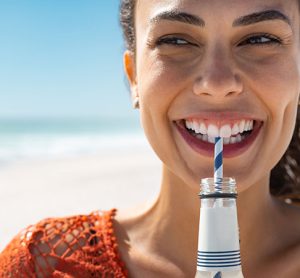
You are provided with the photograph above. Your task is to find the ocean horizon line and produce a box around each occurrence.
[0,115,141,135]
[0,116,146,165]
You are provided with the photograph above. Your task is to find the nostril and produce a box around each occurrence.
[226,91,237,97]
[193,72,243,98]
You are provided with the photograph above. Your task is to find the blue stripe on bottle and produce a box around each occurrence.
[197,256,241,261]
[198,254,240,257]
[197,258,241,264]
[198,256,240,260]
[198,250,240,254]
[198,254,240,259]
[197,250,241,268]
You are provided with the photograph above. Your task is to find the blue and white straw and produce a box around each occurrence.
[214,137,223,182]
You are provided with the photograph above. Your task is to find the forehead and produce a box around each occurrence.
[136,0,298,27]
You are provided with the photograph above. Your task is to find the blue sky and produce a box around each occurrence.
[0,0,134,119]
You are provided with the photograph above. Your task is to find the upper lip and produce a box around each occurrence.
[177,111,265,122]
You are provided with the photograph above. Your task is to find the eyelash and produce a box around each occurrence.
[238,33,282,46]
[155,33,282,47]
[156,37,194,46]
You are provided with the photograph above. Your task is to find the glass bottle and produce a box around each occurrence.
[195,177,244,278]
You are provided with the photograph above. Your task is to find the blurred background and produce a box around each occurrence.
[0,0,160,250]
[0,0,138,162]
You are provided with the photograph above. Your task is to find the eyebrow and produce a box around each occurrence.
[233,10,291,27]
[150,11,205,27]
[150,9,291,28]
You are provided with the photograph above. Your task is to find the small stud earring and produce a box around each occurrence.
[132,97,139,109]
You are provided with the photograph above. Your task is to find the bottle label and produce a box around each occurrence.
[197,206,241,272]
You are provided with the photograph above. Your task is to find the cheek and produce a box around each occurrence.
[243,55,300,166]
[136,50,199,103]
[135,53,199,177]
[136,58,185,146]
[240,54,300,114]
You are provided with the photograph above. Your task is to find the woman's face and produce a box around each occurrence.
[126,0,300,192]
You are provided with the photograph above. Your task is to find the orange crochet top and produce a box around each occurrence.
[0,209,128,277]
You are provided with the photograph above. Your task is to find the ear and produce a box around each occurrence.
[124,50,138,99]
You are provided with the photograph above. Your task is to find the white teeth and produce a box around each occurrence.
[245,120,252,131]
[199,123,207,135]
[196,134,202,140]
[193,121,200,133]
[207,124,219,137]
[185,119,255,136]
[244,121,249,131]
[194,130,246,145]
[230,137,237,144]
[220,125,231,138]
[236,134,242,143]
[249,120,254,130]
[208,136,215,143]
[224,137,231,144]
[239,120,245,133]
[232,123,240,135]
[198,134,245,145]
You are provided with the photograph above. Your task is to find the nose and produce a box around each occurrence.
[193,46,243,99]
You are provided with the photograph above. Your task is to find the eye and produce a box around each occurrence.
[238,33,282,47]
[156,36,196,46]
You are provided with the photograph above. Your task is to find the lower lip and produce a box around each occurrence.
[176,121,263,158]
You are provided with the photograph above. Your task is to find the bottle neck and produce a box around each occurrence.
[200,197,237,209]
[200,177,237,198]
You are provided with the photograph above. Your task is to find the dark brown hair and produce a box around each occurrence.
[120,0,136,53]
[119,0,300,201]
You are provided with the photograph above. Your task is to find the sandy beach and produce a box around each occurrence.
[0,142,161,251]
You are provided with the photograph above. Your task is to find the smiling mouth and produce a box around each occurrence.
[175,118,264,158]
[180,118,255,144]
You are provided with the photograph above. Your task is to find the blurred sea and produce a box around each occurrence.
[0,117,145,166]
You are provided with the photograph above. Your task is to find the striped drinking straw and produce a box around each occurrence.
[214,137,223,184]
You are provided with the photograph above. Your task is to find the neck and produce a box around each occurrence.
[119,165,281,274]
